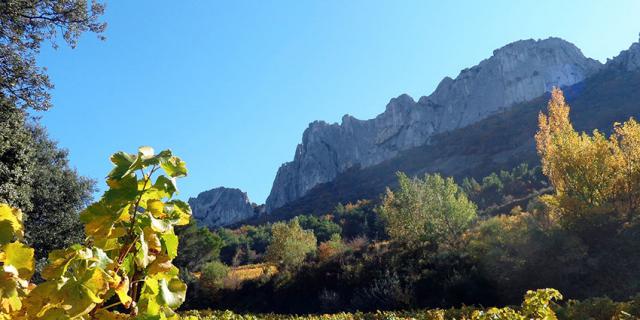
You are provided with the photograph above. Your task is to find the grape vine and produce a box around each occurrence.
[0,147,191,319]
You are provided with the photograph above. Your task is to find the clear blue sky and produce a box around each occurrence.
[37,1,640,204]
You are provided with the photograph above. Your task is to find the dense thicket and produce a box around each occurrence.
[461,163,549,216]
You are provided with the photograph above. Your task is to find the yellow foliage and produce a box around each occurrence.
[228,264,277,282]
[536,88,640,225]
[0,147,191,319]
[0,204,34,319]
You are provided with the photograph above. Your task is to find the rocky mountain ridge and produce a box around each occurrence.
[265,37,602,212]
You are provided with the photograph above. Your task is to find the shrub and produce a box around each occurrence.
[378,172,477,248]
[266,218,316,270]
[200,261,229,291]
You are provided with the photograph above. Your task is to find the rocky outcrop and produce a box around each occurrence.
[607,34,640,71]
[265,37,602,212]
[189,187,258,227]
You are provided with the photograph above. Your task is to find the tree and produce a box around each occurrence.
[199,261,229,291]
[174,222,224,271]
[318,234,346,263]
[535,88,640,227]
[377,172,477,247]
[25,124,95,260]
[266,218,316,269]
[334,200,386,240]
[0,0,106,111]
[297,214,341,242]
[0,103,95,261]
[0,100,33,211]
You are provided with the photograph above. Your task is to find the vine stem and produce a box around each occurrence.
[99,164,158,315]
[112,165,157,275]
[124,165,158,311]
[102,301,122,310]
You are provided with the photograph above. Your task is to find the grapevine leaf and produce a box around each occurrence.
[122,146,155,178]
[147,255,173,275]
[60,279,98,318]
[80,268,110,303]
[41,247,78,280]
[0,242,34,279]
[93,309,131,319]
[158,277,186,309]
[139,146,155,159]
[138,277,161,316]
[147,199,164,217]
[112,274,132,308]
[141,226,163,255]
[104,174,139,204]
[153,175,178,199]
[160,155,187,178]
[23,280,69,318]
[120,254,135,278]
[165,200,191,226]
[149,215,171,233]
[135,234,152,269]
[81,202,120,239]
[91,248,113,270]
[108,152,135,179]
[0,269,21,313]
[161,234,178,259]
[0,204,23,244]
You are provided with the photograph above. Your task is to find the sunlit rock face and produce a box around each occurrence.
[189,187,257,227]
[265,37,602,212]
[607,34,640,71]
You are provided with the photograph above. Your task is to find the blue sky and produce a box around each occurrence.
[37,1,640,204]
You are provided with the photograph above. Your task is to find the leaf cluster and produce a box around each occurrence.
[1,146,192,319]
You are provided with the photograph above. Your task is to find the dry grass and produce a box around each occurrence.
[224,263,278,289]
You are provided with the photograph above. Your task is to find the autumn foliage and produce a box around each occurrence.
[536,88,640,227]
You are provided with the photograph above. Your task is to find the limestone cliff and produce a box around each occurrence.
[608,34,640,71]
[188,187,258,227]
[265,37,602,212]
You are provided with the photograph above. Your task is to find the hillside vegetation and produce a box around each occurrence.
[170,88,640,317]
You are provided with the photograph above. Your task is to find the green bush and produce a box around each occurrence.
[200,261,230,290]
[378,172,477,248]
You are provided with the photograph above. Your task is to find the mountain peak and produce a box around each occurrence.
[426,36,601,128]
[188,187,258,227]
[492,37,578,55]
